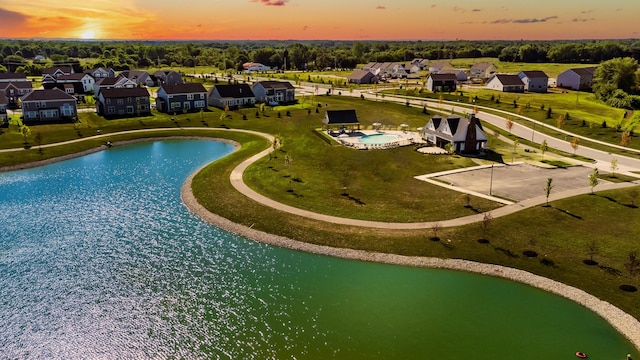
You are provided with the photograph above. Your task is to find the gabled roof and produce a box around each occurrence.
[255,80,295,90]
[490,74,525,86]
[21,88,76,102]
[569,67,596,76]
[57,73,92,81]
[95,78,121,86]
[118,70,150,80]
[348,69,375,80]
[100,87,150,99]
[470,62,494,71]
[429,73,458,81]
[160,83,207,94]
[212,84,255,98]
[323,109,359,125]
[42,66,72,75]
[519,70,548,79]
[0,81,33,90]
[0,72,27,80]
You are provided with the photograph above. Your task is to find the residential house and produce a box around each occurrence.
[470,63,497,79]
[54,73,96,93]
[243,62,272,72]
[96,87,151,117]
[420,113,488,153]
[117,70,155,87]
[252,81,296,104]
[346,70,378,85]
[41,66,73,83]
[153,70,183,86]
[485,74,525,92]
[410,58,428,70]
[85,67,115,79]
[93,77,137,96]
[322,109,360,132]
[440,69,468,82]
[208,84,256,109]
[428,61,451,74]
[0,81,33,107]
[557,67,597,91]
[21,88,77,123]
[518,71,549,92]
[0,72,28,83]
[362,62,407,79]
[426,73,457,92]
[0,93,8,123]
[155,83,208,113]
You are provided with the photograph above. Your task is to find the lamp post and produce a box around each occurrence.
[531,122,535,142]
[489,162,494,196]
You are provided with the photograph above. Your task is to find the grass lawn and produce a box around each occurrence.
[2,95,639,321]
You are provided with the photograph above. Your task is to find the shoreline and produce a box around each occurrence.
[181,167,640,352]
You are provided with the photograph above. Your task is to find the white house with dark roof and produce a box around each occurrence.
[322,109,360,131]
[252,81,296,104]
[21,88,77,123]
[518,71,549,92]
[557,67,597,90]
[208,84,256,109]
[156,83,208,113]
[54,73,95,93]
[420,113,487,153]
[485,74,525,93]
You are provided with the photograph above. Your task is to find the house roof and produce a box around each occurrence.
[470,62,494,71]
[0,72,27,80]
[519,70,548,79]
[429,73,458,81]
[57,73,91,81]
[85,67,113,74]
[21,88,76,102]
[213,84,255,98]
[0,81,33,90]
[42,66,72,75]
[100,87,150,99]
[323,109,359,125]
[348,69,375,81]
[255,80,295,90]
[95,77,120,86]
[490,74,525,86]
[118,70,150,80]
[569,67,596,76]
[160,83,207,94]
[44,82,85,94]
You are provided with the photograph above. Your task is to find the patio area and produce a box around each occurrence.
[328,129,426,150]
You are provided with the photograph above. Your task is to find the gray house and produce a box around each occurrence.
[93,77,137,96]
[97,87,151,117]
[557,67,596,91]
[208,84,255,109]
[0,81,33,108]
[518,71,548,92]
[117,70,155,87]
[0,72,28,83]
[347,70,378,84]
[153,70,183,86]
[85,67,115,79]
[470,63,496,79]
[252,81,296,104]
[0,93,7,123]
[21,88,77,123]
[426,73,457,92]
[156,83,208,113]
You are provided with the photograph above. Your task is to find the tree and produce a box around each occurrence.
[589,168,599,193]
[540,140,548,160]
[624,251,640,279]
[557,114,565,129]
[610,158,619,177]
[480,212,492,240]
[430,222,442,241]
[544,178,554,206]
[621,131,632,146]
[444,143,455,155]
[592,57,639,105]
[570,137,580,154]
[20,125,31,145]
[272,134,282,158]
[505,118,513,133]
[586,241,599,264]
[511,139,519,163]
[629,188,639,208]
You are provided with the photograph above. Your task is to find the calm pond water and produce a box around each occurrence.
[0,140,637,359]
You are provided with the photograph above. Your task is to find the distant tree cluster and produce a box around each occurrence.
[592,57,640,109]
[2,39,640,76]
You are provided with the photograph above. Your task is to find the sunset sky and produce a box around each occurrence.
[0,0,638,41]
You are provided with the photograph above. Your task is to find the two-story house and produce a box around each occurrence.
[21,88,77,123]
[93,77,137,97]
[208,84,256,109]
[117,71,155,87]
[41,66,73,84]
[153,70,183,86]
[485,74,525,93]
[518,71,549,92]
[0,81,33,108]
[0,93,8,124]
[470,63,497,79]
[252,81,296,104]
[85,67,115,79]
[426,73,457,92]
[97,87,151,117]
[420,113,488,154]
[155,83,208,113]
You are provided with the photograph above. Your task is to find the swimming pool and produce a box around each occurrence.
[358,133,401,145]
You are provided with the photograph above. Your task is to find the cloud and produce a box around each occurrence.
[250,0,288,6]
[492,16,558,24]
[376,6,386,10]
[453,6,465,13]
[572,17,595,22]
[471,9,482,12]
[430,4,436,8]
[0,7,29,27]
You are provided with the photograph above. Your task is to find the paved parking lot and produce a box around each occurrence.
[430,163,607,202]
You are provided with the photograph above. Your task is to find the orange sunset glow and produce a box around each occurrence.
[0,0,638,40]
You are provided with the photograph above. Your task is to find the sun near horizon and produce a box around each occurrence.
[80,30,96,40]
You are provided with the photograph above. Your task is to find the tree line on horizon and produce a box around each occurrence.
[1,39,640,75]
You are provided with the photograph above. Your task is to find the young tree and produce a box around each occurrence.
[20,125,31,145]
[480,212,493,240]
[610,158,619,177]
[624,251,640,279]
[557,114,565,129]
[570,137,580,154]
[621,131,632,146]
[505,118,514,133]
[544,177,554,206]
[511,139,519,163]
[444,143,455,155]
[540,140,548,160]
[430,222,442,241]
[589,167,599,194]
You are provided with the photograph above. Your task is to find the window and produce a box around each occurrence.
[127,97,132,103]
[117,99,124,105]
[183,102,191,111]
[61,104,74,116]
[126,106,134,114]
[200,94,205,99]
[171,102,181,110]
[187,94,194,100]
[194,100,205,108]
[106,98,111,105]
[107,106,115,114]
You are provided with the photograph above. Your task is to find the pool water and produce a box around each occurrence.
[0,139,637,359]
[358,132,401,145]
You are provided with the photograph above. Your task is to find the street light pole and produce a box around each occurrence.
[489,162,494,196]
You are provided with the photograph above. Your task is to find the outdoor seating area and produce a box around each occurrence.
[328,129,425,150]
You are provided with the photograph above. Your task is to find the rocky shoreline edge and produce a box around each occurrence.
[181,168,640,353]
